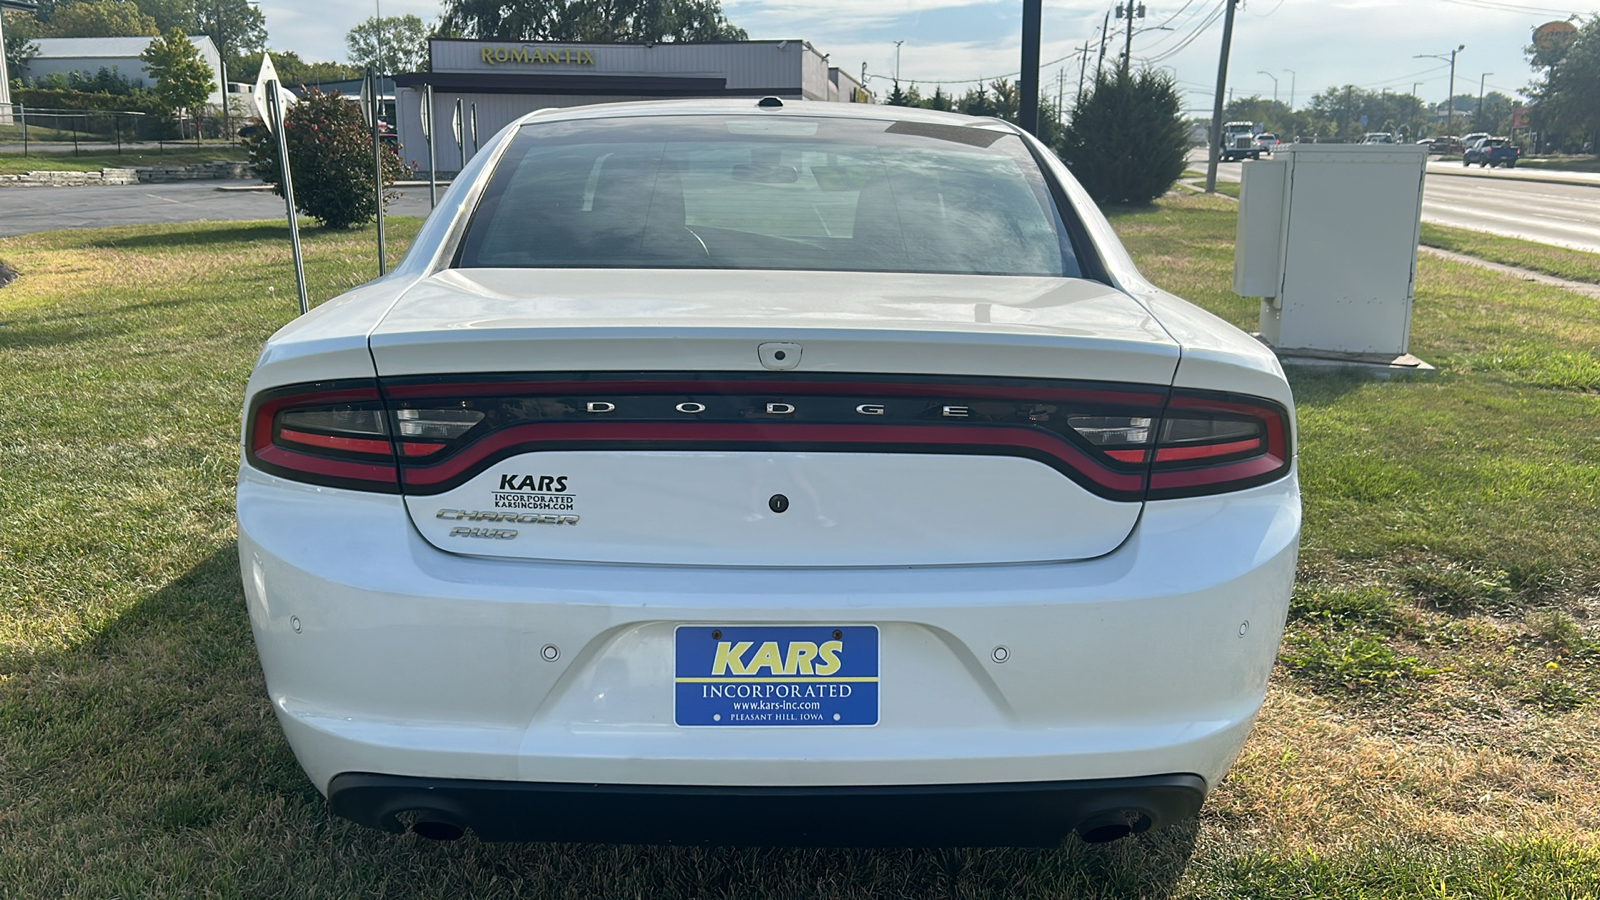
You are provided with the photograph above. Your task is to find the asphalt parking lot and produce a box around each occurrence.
[0,181,437,238]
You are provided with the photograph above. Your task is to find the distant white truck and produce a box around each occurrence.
[1220,121,1260,161]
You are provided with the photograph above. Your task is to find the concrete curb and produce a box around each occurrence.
[1424,165,1600,190]
[1418,245,1600,300]
[0,160,251,188]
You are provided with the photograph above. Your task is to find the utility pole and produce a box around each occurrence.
[1412,81,1423,138]
[1120,3,1144,74]
[894,40,904,83]
[1020,0,1041,135]
[1096,11,1110,82]
[1477,72,1492,127]
[1204,0,1239,194]
[1078,40,1090,100]
[1283,68,1295,109]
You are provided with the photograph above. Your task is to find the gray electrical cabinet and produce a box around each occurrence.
[1233,143,1428,356]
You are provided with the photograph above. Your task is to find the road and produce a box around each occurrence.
[0,181,436,238]
[1195,153,1600,254]
[5,160,1599,254]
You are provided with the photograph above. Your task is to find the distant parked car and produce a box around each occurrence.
[1252,133,1280,154]
[1427,136,1464,154]
[1463,136,1519,168]
[1359,133,1396,145]
[1460,132,1490,149]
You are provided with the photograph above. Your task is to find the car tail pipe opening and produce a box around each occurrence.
[396,809,467,841]
[1075,808,1156,843]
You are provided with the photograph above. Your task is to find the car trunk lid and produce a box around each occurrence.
[371,269,1179,566]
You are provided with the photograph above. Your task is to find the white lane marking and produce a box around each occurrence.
[1421,197,1600,235]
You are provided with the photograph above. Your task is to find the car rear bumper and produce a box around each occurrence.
[238,465,1299,829]
[326,772,1207,846]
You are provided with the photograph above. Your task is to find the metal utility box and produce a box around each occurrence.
[1233,143,1427,356]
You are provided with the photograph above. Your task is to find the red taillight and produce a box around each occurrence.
[1146,389,1291,499]
[243,377,1292,500]
[244,381,400,492]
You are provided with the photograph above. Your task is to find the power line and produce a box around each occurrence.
[1144,0,1229,63]
[870,48,1088,85]
[1356,63,1450,90]
[1139,0,1222,53]
[1434,0,1580,14]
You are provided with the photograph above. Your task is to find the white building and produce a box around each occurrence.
[21,35,225,106]
[394,39,870,173]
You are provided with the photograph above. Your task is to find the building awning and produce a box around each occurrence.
[392,71,798,98]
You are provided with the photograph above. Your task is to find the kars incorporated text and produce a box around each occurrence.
[700,683,856,699]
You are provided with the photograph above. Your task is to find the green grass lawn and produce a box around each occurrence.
[1420,222,1600,284]
[2,201,1599,896]
[0,145,248,175]
[1517,155,1600,173]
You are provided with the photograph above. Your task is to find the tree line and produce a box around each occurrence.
[1217,86,1520,145]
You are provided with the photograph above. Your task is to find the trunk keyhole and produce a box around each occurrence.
[768,494,790,513]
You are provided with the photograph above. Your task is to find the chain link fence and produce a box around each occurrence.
[0,105,247,154]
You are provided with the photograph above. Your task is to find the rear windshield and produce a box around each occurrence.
[455,115,1084,277]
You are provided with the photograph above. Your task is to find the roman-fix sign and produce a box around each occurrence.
[478,46,596,66]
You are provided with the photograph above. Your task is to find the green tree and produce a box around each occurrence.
[345,14,430,73]
[4,10,41,74]
[194,0,266,71]
[440,0,745,42]
[1057,67,1188,205]
[231,50,359,86]
[135,0,196,33]
[1524,16,1598,154]
[39,0,159,37]
[243,86,410,228]
[890,78,1063,149]
[140,27,212,119]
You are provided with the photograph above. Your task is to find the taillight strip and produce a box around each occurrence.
[1153,438,1262,463]
[278,428,392,456]
[397,421,1146,499]
[253,445,402,484]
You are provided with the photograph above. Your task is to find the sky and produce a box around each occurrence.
[258,0,1586,115]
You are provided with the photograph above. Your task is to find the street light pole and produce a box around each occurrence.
[1448,45,1462,135]
[893,40,904,84]
[1283,68,1295,109]
[1412,81,1423,138]
[1257,69,1277,104]
[1414,46,1464,137]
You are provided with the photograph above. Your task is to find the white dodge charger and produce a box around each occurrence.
[237,98,1299,846]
